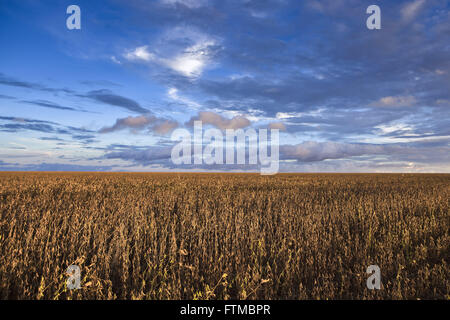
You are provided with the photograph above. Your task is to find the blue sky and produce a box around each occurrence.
[0,0,449,172]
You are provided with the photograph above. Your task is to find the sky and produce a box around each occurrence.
[0,0,449,172]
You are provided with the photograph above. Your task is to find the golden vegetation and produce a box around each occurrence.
[0,172,448,299]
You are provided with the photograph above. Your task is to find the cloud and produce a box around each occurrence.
[21,100,81,112]
[0,73,44,90]
[280,141,386,162]
[0,116,57,125]
[0,73,75,94]
[100,136,449,172]
[306,0,351,14]
[0,116,95,141]
[1,1,449,173]
[103,144,260,171]
[105,146,173,163]
[123,27,220,78]
[83,89,149,114]
[167,87,201,109]
[80,80,121,88]
[268,122,286,131]
[369,96,417,108]
[280,140,450,165]
[99,114,179,135]
[160,0,208,9]
[186,111,251,130]
[110,56,121,64]
[124,46,155,61]
[401,0,426,22]
[0,162,114,172]
[0,123,56,133]
[0,94,15,100]
[166,38,217,77]
[0,74,144,114]
[100,115,156,133]
[152,119,179,134]
[39,137,65,142]
[72,135,98,144]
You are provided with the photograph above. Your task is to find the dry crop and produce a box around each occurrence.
[0,172,448,299]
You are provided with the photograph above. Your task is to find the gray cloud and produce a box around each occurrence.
[0,123,55,133]
[0,94,15,100]
[101,138,449,172]
[0,73,76,94]
[0,162,114,172]
[83,89,149,114]
[39,136,65,142]
[0,116,96,142]
[21,100,81,112]
[146,0,449,146]
[0,73,45,90]
[0,116,57,125]
[281,141,386,162]
[105,146,173,163]
[72,135,98,144]
[80,80,122,87]
[0,74,144,115]
[280,141,450,164]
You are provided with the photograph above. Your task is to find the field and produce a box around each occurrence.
[0,172,448,300]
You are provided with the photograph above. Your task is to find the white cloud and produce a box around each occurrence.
[165,38,216,77]
[123,28,220,78]
[276,108,326,119]
[276,112,294,119]
[249,10,268,19]
[160,0,208,9]
[110,56,121,64]
[401,0,426,22]
[375,123,414,135]
[124,46,154,61]
[167,87,201,109]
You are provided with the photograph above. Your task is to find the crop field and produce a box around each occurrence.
[0,172,448,300]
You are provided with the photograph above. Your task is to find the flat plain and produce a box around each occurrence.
[0,172,448,299]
